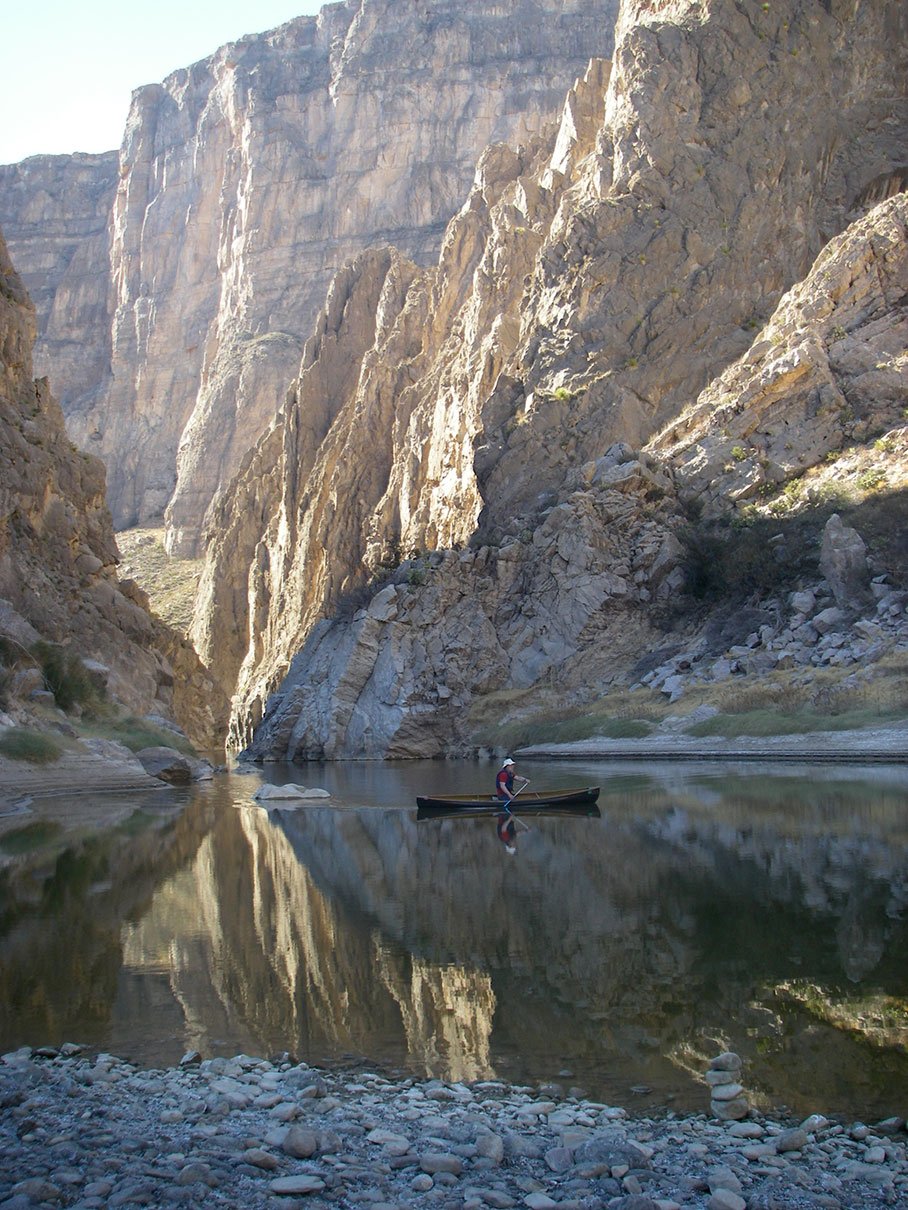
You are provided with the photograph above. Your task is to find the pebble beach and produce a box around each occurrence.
[1,1046,906,1210]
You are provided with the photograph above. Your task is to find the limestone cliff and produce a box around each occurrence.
[196,0,907,757]
[1,0,621,556]
[0,230,225,746]
[0,154,117,416]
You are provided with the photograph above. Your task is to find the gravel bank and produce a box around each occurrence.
[1,1047,906,1210]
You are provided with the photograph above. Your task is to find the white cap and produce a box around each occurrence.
[502,757,515,766]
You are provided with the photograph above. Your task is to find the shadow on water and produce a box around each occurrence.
[0,758,907,1120]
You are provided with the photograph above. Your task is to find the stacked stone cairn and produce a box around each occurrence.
[706,1052,749,1120]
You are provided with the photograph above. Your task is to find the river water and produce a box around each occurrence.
[1,757,907,1122]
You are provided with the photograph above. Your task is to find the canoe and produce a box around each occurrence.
[416,786,600,820]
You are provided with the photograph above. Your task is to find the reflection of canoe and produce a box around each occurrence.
[416,786,600,820]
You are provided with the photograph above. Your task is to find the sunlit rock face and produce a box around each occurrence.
[652,194,908,516]
[202,0,907,756]
[0,154,117,418]
[0,0,620,556]
[0,231,224,744]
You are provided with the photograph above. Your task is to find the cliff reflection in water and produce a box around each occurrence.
[1,762,907,1118]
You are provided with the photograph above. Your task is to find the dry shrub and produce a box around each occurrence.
[714,678,810,716]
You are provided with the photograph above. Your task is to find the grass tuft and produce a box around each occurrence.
[0,727,64,764]
[32,641,101,713]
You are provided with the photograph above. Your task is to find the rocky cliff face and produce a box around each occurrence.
[0,154,118,416]
[653,193,908,516]
[195,0,907,757]
[0,230,224,746]
[1,0,621,557]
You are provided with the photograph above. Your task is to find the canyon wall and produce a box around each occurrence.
[195,0,908,755]
[0,230,225,746]
[0,153,117,416]
[0,0,621,556]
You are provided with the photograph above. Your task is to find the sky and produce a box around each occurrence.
[1,1,326,165]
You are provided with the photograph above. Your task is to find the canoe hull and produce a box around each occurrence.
[416,786,600,820]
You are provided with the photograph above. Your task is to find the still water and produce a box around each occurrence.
[1,758,907,1121]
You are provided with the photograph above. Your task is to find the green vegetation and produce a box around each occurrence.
[856,467,887,491]
[778,981,908,1049]
[678,519,794,600]
[0,727,64,764]
[32,641,101,713]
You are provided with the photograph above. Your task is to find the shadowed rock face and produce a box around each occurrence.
[0,230,225,745]
[0,0,621,556]
[196,0,908,757]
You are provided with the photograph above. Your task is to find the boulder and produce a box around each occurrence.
[819,514,872,609]
[253,784,330,802]
[136,746,194,785]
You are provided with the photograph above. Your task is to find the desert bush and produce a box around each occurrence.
[31,641,101,713]
[0,727,63,763]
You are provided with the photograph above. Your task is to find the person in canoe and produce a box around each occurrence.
[495,757,528,810]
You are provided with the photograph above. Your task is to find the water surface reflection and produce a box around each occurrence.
[1,759,906,1119]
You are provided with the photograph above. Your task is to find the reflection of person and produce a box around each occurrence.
[495,757,527,807]
[496,811,518,855]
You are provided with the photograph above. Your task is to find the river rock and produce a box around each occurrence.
[253,783,331,802]
[281,1125,318,1158]
[136,746,194,785]
[270,1174,326,1195]
[1,1049,907,1210]
[706,1053,749,1121]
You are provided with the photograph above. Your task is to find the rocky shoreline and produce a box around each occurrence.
[1,1047,905,1210]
